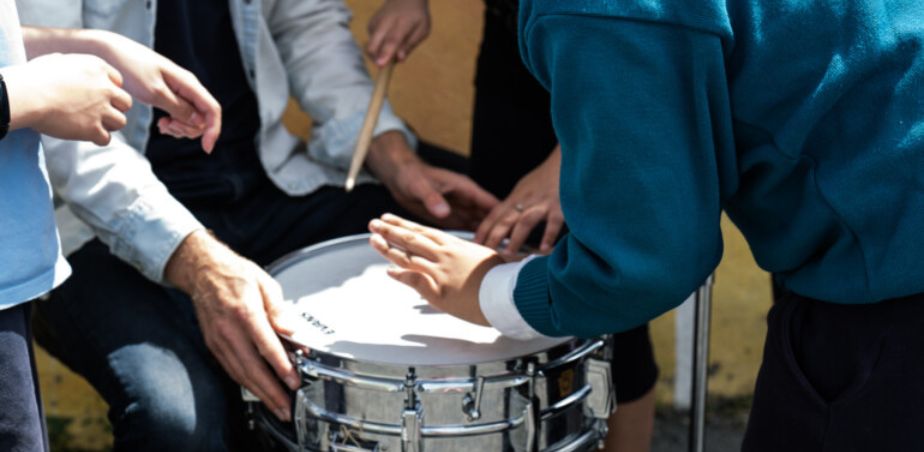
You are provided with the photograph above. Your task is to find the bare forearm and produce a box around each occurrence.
[364,130,416,181]
[21,27,111,60]
[164,229,218,295]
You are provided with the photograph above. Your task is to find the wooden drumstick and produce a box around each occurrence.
[344,61,396,192]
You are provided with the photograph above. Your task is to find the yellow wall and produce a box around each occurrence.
[37,1,772,448]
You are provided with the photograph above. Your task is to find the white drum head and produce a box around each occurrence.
[272,234,571,366]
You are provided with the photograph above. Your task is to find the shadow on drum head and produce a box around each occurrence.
[272,234,572,367]
[412,304,442,315]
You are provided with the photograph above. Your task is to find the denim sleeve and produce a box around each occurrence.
[266,0,415,171]
[16,0,83,29]
[513,14,730,337]
[42,135,204,284]
[307,103,416,172]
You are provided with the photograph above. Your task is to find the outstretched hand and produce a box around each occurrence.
[95,31,222,152]
[367,132,499,230]
[368,213,503,326]
[18,27,222,149]
[387,163,499,230]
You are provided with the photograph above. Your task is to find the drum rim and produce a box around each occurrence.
[266,231,473,276]
[268,232,575,367]
[292,336,605,387]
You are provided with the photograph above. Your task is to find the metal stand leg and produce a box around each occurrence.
[689,275,714,452]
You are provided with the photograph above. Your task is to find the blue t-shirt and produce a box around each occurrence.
[0,1,70,308]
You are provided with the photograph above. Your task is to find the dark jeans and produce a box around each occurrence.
[0,303,48,452]
[34,182,403,451]
[470,5,658,403]
[743,291,924,451]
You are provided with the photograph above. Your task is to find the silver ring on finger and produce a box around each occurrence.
[514,203,525,213]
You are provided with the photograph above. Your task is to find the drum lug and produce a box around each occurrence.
[462,376,486,421]
[584,358,616,419]
[585,357,616,449]
[402,368,423,452]
[401,405,423,452]
[295,385,312,450]
[525,361,539,452]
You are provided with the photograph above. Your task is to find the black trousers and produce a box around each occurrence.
[469,5,658,404]
[0,303,48,452]
[743,291,924,452]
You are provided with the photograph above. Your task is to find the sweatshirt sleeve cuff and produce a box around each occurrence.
[478,255,550,340]
[512,255,560,336]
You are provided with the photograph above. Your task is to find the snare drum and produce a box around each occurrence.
[244,234,615,451]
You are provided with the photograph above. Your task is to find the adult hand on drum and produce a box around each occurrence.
[366,0,430,66]
[475,145,563,258]
[165,230,303,422]
[367,131,499,230]
[368,214,505,326]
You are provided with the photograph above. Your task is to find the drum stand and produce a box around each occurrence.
[689,275,715,452]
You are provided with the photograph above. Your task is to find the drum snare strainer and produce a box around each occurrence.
[244,234,615,451]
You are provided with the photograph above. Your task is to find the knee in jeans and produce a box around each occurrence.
[110,344,230,450]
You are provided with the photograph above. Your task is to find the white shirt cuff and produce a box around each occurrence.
[479,255,550,341]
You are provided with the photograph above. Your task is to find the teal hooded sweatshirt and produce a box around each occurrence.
[513,0,924,337]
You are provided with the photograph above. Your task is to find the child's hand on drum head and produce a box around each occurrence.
[369,214,504,326]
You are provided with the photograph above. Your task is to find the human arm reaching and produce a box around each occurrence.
[475,145,563,257]
[369,14,728,338]
[21,27,221,151]
[2,52,129,146]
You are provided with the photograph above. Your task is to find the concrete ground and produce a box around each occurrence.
[652,405,748,452]
[653,418,745,452]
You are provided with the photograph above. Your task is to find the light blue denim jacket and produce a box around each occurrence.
[16,0,414,283]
